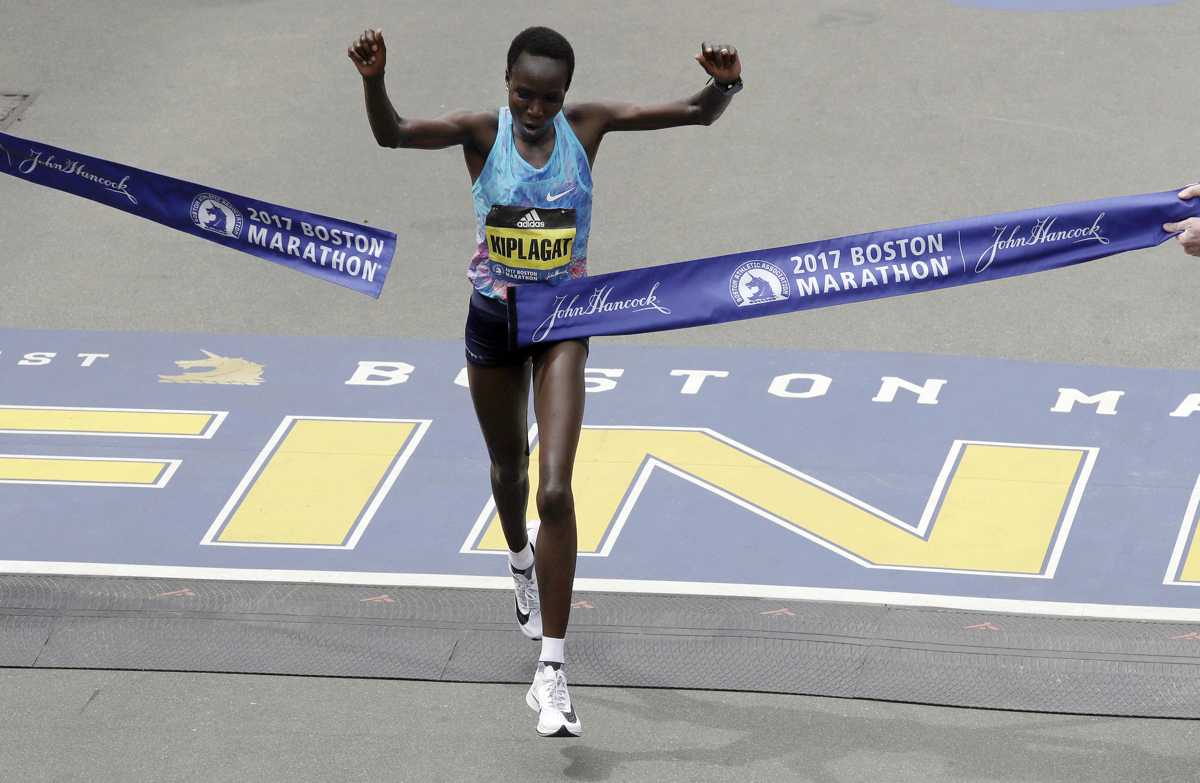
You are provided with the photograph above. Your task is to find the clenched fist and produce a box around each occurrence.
[695,42,741,84]
[348,28,387,79]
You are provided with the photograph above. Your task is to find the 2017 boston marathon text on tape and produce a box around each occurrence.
[242,209,386,276]
[11,151,388,282]
[531,214,1107,343]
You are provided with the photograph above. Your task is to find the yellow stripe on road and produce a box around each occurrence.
[0,456,173,486]
[216,418,418,546]
[475,428,1087,575]
[1174,509,1200,583]
[0,406,218,437]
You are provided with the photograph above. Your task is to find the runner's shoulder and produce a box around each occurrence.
[437,108,499,152]
[437,107,499,131]
[564,101,620,123]
[564,101,621,140]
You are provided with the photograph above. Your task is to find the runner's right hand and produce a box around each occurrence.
[348,29,387,79]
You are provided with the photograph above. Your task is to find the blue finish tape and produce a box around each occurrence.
[511,189,1198,348]
[0,132,396,298]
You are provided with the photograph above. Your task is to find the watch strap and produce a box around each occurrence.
[711,76,743,95]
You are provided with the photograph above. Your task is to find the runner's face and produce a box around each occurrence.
[506,53,569,143]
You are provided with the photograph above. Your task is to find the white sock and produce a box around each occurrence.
[540,636,565,665]
[509,541,534,571]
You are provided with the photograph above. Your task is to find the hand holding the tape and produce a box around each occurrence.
[348,28,387,79]
[1164,184,1200,257]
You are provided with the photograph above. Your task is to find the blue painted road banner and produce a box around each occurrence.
[0,132,396,297]
[6,327,1200,622]
[510,189,1198,347]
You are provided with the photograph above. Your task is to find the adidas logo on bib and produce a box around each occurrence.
[517,209,545,228]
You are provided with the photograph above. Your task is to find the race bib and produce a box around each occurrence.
[485,206,576,285]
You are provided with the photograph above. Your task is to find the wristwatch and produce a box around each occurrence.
[712,76,743,95]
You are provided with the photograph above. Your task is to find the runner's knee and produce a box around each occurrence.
[490,455,529,487]
[536,480,574,522]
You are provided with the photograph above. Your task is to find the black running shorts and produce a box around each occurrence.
[464,290,589,369]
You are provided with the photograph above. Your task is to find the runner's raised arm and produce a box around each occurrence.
[348,29,496,156]
[565,43,742,163]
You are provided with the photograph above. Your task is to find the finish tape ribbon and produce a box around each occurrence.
[0,132,395,298]
[510,189,1199,348]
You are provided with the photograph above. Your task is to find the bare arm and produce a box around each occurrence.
[348,29,495,155]
[567,43,742,159]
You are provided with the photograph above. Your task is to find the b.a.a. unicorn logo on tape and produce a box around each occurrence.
[189,193,243,239]
[730,260,790,307]
[158,350,263,385]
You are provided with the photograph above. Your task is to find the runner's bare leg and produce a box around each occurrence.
[530,340,587,638]
[467,361,533,553]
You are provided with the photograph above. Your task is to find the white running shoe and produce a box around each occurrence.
[526,662,582,737]
[511,520,542,640]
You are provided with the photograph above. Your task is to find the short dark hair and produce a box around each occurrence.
[507,27,575,90]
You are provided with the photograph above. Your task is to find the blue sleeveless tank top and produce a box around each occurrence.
[468,108,593,302]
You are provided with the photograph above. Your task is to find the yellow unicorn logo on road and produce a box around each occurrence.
[159,350,264,385]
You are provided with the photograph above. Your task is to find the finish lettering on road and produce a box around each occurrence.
[201,416,430,549]
[466,427,1095,576]
[0,405,224,438]
[0,454,178,487]
[0,406,211,487]
[1163,473,1200,587]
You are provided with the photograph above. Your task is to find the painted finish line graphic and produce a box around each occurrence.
[2,327,1200,618]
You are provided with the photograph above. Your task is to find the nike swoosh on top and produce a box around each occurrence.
[546,188,575,202]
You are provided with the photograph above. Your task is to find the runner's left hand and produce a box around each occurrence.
[695,42,741,84]
[1164,184,1200,257]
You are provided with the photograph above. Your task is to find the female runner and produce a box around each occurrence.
[349,25,741,737]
